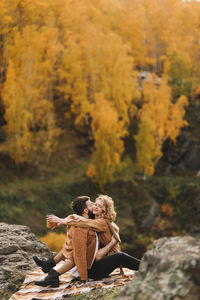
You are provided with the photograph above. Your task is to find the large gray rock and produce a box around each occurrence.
[0,222,51,299]
[116,236,200,300]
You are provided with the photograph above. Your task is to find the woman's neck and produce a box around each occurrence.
[95,215,101,219]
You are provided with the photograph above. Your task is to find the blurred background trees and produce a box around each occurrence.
[0,0,199,187]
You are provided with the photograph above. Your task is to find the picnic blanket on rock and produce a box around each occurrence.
[9,261,136,300]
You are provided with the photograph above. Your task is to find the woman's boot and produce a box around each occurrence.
[33,256,56,273]
[35,269,59,288]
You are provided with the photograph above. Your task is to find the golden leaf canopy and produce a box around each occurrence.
[0,0,196,186]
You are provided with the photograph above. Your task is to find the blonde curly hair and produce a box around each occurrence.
[96,194,116,222]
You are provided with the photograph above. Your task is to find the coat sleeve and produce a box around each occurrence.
[66,217,108,232]
[72,227,89,281]
[107,222,121,243]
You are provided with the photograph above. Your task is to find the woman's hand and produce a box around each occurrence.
[108,222,121,243]
[111,235,117,245]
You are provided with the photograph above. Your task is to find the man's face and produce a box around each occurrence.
[86,200,95,219]
[86,200,94,212]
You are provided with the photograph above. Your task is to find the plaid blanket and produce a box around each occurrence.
[9,261,135,300]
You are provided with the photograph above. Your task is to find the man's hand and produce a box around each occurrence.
[47,214,83,226]
[47,215,63,224]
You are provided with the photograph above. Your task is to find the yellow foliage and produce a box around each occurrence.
[87,163,96,179]
[59,25,137,127]
[141,77,172,146]
[135,115,161,176]
[166,95,188,143]
[0,0,197,186]
[2,23,62,162]
[40,232,66,253]
[135,77,188,176]
[88,93,126,189]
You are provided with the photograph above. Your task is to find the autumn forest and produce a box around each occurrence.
[1,0,200,189]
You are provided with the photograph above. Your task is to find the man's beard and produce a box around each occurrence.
[88,210,95,219]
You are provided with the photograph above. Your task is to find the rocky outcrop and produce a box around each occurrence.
[116,236,200,300]
[0,222,51,299]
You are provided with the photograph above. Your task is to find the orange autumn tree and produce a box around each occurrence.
[57,1,138,187]
[135,76,188,176]
[58,5,137,127]
[118,0,145,68]
[134,115,161,177]
[2,24,61,162]
[119,0,199,76]
[119,0,170,73]
[87,94,126,189]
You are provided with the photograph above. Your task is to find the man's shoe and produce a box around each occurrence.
[33,256,55,273]
[35,269,59,288]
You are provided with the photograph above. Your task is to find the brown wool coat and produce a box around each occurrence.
[72,226,97,280]
[61,225,74,261]
[67,217,121,255]
[61,225,97,280]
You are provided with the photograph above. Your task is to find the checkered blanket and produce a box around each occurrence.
[9,261,135,300]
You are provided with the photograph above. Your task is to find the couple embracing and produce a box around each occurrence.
[33,195,140,288]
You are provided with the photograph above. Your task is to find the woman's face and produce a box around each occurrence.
[93,199,104,216]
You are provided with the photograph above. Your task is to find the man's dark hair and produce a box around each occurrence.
[71,196,90,216]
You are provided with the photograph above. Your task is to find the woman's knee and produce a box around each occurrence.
[113,252,127,263]
[115,252,140,268]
